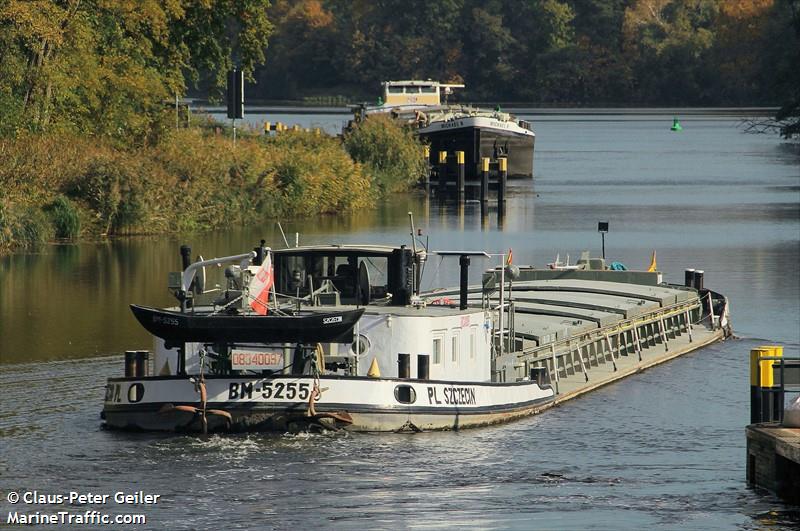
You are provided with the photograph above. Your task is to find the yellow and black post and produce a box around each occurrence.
[498,157,508,202]
[438,151,448,196]
[481,157,490,205]
[456,150,465,200]
[750,345,784,423]
[264,121,271,135]
[498,157,508,216]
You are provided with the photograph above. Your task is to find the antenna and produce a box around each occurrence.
[408,212,417,256]
[408,212,418,296]
[276,222,290,248]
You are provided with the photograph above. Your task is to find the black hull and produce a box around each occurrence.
[130,305,364,345]
[420,126,535,179]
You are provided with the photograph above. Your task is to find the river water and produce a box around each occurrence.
[1,111,798,529]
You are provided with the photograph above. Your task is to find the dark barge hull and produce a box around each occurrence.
[130,305,364,345]
[420,126,535,179]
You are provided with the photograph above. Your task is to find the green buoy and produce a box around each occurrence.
[671,117,682,131]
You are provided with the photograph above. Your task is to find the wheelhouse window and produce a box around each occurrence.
[432,335,443,364]
[273,251,391,303]
[470,325,477,359]
[451,329,460,363]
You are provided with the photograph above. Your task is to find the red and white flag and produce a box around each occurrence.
[249,252,274,315]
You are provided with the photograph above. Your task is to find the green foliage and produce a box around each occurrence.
[0,202,52,253]
[69,160,123,235]
[265,131,375,214]
[0,0,272,144]
[343,115,428,194]
[45,196,81,240]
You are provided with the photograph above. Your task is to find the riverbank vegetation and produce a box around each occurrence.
[0,1,426,254]
[0,120,425,254]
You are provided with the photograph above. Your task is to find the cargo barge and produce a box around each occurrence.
[102,233,729,433]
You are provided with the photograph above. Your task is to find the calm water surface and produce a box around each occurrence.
[1,112,799,529]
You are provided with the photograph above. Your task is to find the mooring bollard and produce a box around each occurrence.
[456,151,465,199]
[693,270,705,291]
[135,351,150,378]
[498,157,508,204]
[685,268,695,288]
[124,351,137,378]
[750,345,784,423]
[438,151,448,196]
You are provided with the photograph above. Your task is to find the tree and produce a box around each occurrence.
[622,0,720,105]
[775,0,800,137]
[0,0,273,143]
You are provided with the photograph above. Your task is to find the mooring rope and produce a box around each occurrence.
[198,348,208,435]
[307,343,324,417]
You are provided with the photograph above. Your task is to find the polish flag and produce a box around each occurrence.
[249,253,274,315]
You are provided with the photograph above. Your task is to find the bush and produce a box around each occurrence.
[265,131,375,215]
[45,196,81,239]
[0,202,52,252]
[342,114,427,194]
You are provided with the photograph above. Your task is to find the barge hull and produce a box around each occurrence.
[103,324,723,433]
[103,376,555,433]
[421,127,534,179]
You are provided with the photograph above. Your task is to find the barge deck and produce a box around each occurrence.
[428,266,729,407]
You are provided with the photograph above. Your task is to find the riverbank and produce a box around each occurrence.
[0,115,425,255]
